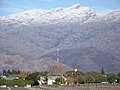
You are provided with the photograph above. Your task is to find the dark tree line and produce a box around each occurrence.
[2,69,21,76]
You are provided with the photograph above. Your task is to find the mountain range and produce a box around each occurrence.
[0,4,120,73]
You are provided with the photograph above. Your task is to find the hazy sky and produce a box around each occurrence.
[0,0,120,16]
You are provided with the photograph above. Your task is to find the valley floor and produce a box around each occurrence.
[0,84,120,90]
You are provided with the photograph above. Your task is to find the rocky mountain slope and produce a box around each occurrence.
[41,47,120,73]
[0,50,71,72]
[0,4,120,72]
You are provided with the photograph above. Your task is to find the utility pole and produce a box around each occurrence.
[56,49,64,85]
[74,69,78,86]
[56,49,60,63]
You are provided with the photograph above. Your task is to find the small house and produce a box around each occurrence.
[47,75,67,85]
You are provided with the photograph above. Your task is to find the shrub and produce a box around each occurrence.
[0,79,34,87]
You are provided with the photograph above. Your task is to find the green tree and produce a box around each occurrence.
[77,75,85,84]
[25,72,40,85]
[65,70,85,84]
[117,72,120,77]
[100,67,105,75]
[86,71,107,83]
[94,74,106,83]
[116,72,120,83]
[7,69,11,74]
[107,73,117,83]
[55,77,65,85]
[12,69,16,74]
[39,72,48,84]
[65,71,84,78]
[17,70,21,74]
[85,75,95,83]
[25,72,48,85]
[3,69,7,75]
[0,79,34,87]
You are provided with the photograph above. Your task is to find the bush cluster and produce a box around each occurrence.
[0,79,33,87]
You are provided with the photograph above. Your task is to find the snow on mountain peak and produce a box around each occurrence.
[51,7,63,12]
[107,9,120,17]
[0,4,99,25]
[102,9,120,21]
[67,4,81,9]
